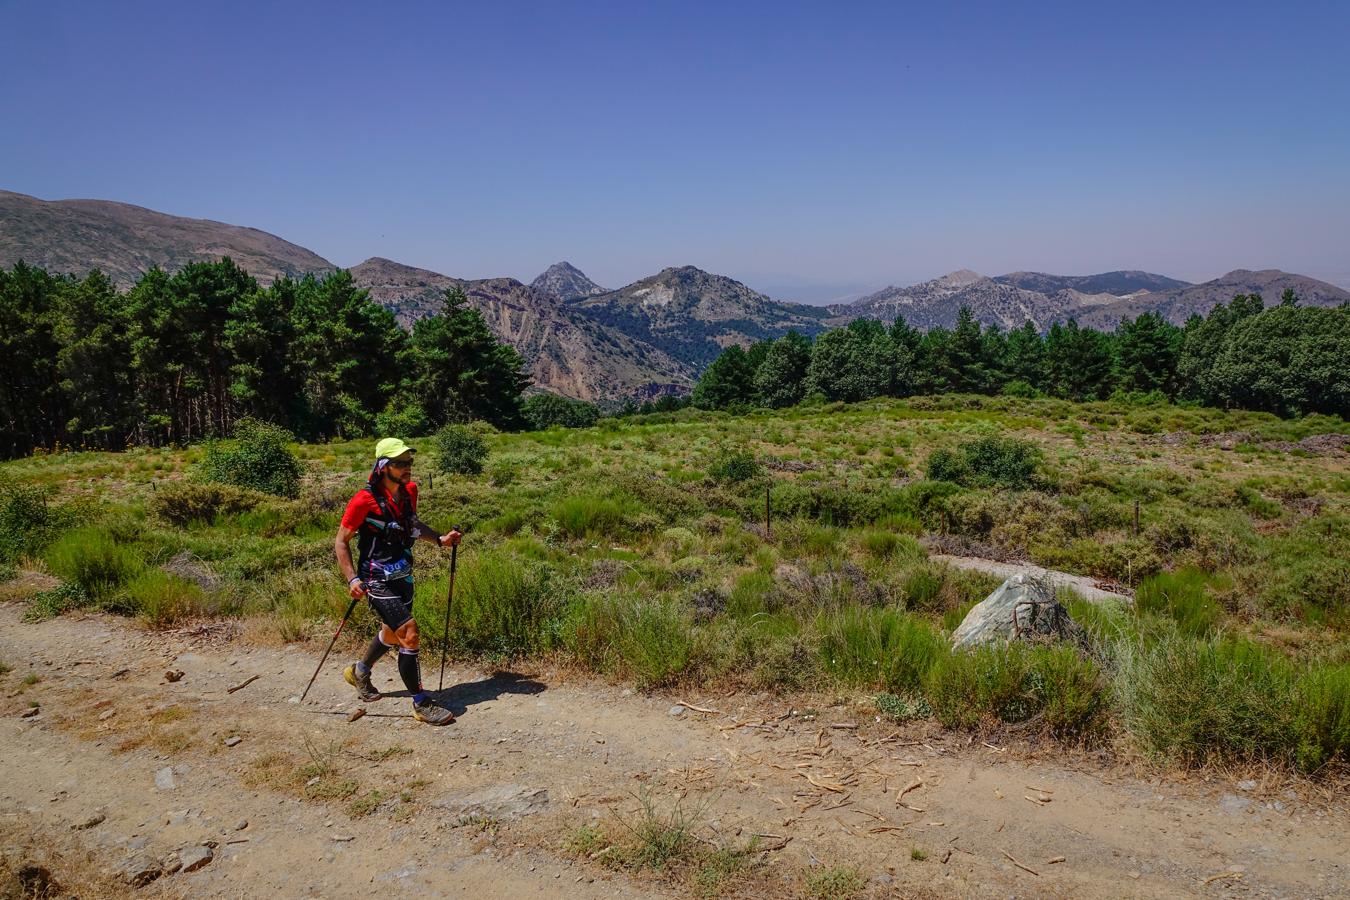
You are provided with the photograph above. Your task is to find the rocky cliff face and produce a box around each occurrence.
[570,265,830,368]
[350,257,693,402]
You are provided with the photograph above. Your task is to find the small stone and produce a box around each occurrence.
[119,854,162,887]
[179,845,213,873]
[155,768,176,791]
[333,835,354,842]
[98,709,117,721]
[234,820,248,831]
[21,707,39,718]
[73,812,105,830]
[1237,779,1257,791]
[667,705,686,717]
[347,708,366,723]
[224,736,242,747]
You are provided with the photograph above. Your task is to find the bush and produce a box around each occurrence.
[0,484,70,564]
[709,451,761,484]
[1295,664,1350,773]
[924,437,1041,489]
[43,526,142,601]
[1115,635,1298,766]
[522,393,601,430]
[817,606,943,693]
[1135,568,1222,636]
[875,692,932,722]
[925,643,1038,729]
[1032,645,1108,741]
[553,493,630,539]
[419,552,560,657]
[23,582,92,622]
[149,482,268,528]
[197,418,302,497]
[619,598,694,688]
[121,569,208,627]
[375,398,431,438]
[432,424,488,476]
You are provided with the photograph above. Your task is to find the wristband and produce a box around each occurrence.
[348,576,362,586]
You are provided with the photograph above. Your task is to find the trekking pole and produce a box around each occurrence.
[438,528,461,692]
[299,593,361,703]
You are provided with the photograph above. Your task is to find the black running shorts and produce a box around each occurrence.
[365,577,415,630]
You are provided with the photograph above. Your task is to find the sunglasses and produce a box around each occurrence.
[386,459,413,470]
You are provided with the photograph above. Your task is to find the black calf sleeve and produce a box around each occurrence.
[396,648,422,695]
[361,635,390,671]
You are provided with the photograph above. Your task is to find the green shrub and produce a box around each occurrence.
[419,552,560,657]
[924,437,1041,489]
[817,606,943,693]
[553,493,630,539]
[0,484,70,564]
[432,424,488,476]
[149,481,268,528]
[23,582,92,622]
[925,643,1039,729]
[727,570,776,617]
[522,393,600,430]
[709,451,761,483]
[1295,664,1350,772]
[43,526,142,600]
[375,399,430,438]
[1115,635,1298,766]
[1135,568,1222,636]
[197,418,302,497]
[874,692,932,722]
[1031,645,1108,741]
[121,569,208,627]
[619,598,694,688]
[860,530,900,558]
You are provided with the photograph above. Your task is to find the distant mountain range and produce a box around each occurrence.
[829,267,1349,331]
[3,188,1347,401]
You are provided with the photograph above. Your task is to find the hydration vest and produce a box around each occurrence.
[355,478,416,580]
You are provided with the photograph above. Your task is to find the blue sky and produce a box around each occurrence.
[2,0,1347,300]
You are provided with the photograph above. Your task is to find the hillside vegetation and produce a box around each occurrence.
[3,395,1347,774]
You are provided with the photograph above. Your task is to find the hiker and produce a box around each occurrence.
[334,438,461,725]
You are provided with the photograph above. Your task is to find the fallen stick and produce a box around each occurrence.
[899,779,923,798]
[1202,871,1242,885]
[1046,856,1065,865]
[800,772,847,793]
[227,675,260,694]
[1026,784,1054,794]
[828,723,858,729]
[676,700,720,714]
[1024,795,1050,806]
[868,825,908,833]
[1002,850,1040,876]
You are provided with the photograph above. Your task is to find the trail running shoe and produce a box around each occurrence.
[343,664,381,702]
[412,699,455,725]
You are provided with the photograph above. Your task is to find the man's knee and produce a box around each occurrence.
[394,620,419,651]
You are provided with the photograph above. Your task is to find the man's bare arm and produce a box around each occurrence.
[335,525,360,582]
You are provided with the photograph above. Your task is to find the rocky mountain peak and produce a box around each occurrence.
[530,261,605,302]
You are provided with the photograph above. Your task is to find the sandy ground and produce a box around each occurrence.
[2,603,1346,899]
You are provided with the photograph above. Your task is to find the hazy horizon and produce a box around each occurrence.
[3,1,1348,299]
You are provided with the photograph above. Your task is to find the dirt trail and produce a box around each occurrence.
[2,604,1345,899]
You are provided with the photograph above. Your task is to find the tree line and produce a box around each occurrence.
[691,293,1350,418]
[0,260,529,459]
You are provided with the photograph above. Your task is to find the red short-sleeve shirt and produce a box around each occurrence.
[341,481,418,531]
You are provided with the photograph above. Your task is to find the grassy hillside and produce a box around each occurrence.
[3,395,1348,772]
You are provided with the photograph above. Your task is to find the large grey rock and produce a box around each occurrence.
[950,574,1087,650]
[433,784,549,823]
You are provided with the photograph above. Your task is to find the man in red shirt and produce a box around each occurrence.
[334,437,461,725]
